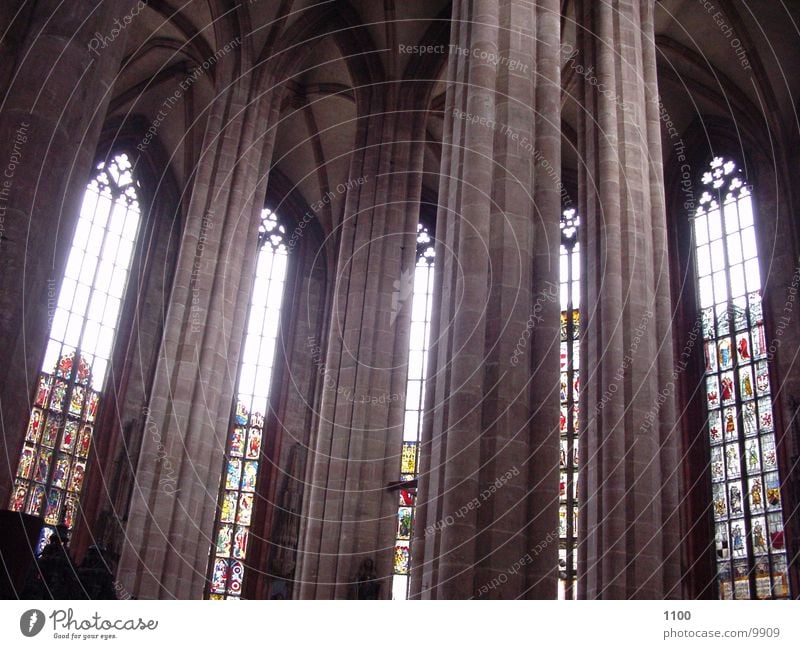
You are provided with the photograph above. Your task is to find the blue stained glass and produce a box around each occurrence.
[8,153,142,534]
[208,210,288,599]
[391,223,435,600]
[225,459,242,490]
[692,157,790,599]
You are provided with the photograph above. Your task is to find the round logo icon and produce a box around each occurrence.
[20,609,45,637]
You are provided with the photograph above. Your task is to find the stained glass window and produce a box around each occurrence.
[691,157,789,599]
[207,209,288,600]
[8,153,141,551]
[559,208,579,600]
[392,222,435,600]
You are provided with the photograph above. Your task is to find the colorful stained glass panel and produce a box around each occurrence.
[225,459,242,490]
[52,456,70,489]
[220,491,237,523]
[25,409,44,444]
[77,424,92,457]
[394,542,410,575]
[63,496,78,528]
[236,493,253,526]
[34,449,52,483]
[86,392,99,422]
[44,490,62,525]
[401,442,417,475]
[208,211,289,599]
[60,420,79,452]
[211,559,228,593]
[240,461,257,492]
[41,417,60,448]
[245,428,262,459]
[229,427,245,458]
[68,461,86,493]
[10,482,28,512]
[228,561,244,595]
[232,526,248,559]
[16,447,36,480]
[215,524,233,557]
[49,381,68,411]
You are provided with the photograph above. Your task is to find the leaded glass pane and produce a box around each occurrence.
[207,210,288,599]
[391,222,435,600]
[691,158,790,599]
[558,209,580,600]
[8,154,141,549]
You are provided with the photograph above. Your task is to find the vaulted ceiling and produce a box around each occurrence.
[99,0,799,233]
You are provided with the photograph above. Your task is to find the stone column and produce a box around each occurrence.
[115,74,283,599]
[294,85,428,599]
[411,0,562,599]
[575,0,682,598]
[0,0,137,507]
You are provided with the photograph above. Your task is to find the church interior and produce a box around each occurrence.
[0,0,798,600]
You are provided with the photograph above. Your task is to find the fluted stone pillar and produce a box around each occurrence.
[0,0,136,507]
[575,0,682,599]
[295,86,428,599]
[411,0,562,599]
[115,74,283,599]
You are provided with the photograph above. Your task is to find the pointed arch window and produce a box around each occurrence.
[392,222,435,600]
[207,209,288,600]
[558,208,580,600]
[691,157,789,599]
[8,153,142,549]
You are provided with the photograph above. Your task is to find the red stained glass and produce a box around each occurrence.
[49,381,68,411]
[52,456,70,489]
[69,385,85,416]
[61,420,78,452]
[56,353,74,379]
[236,493,253,526]
[44,490,62,525]
[86,392,99,422]
[27,485,46,516]
[34,449,52,483]
[67,462,86,493]
[76,355,91,384]
[9,153,140,546]
[25,409,44,443]
[229,427,245,457]
[228,561,244,595]
[11,482,27,512]
[34,377,52,408]
[232,526,248,559]
[394,543,410,575]
[245,427,261,459]
[208,211,288,599]
[693,158,789,598]
[399,488,415,507]
[41,417,60,448]
[77,424,92,457]
[211,559,228,593]
[63,496,78,528]
[16,447,36,480]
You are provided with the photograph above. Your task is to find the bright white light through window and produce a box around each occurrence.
[392,222,435,600]
[692,157,789,599]
[558,208,579,600]
[208,209,288,599]
[9,153,141,548]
